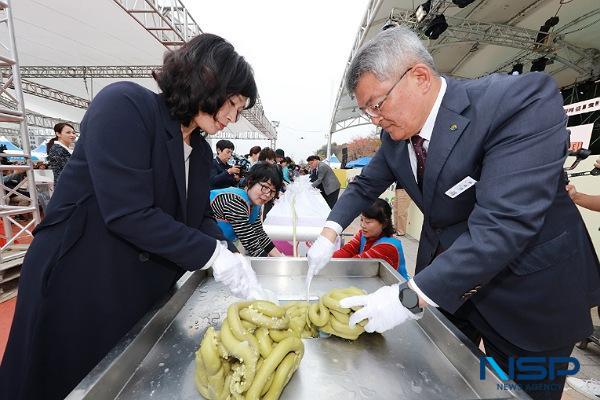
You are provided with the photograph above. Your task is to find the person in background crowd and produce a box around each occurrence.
[247,145,261,167]
[280,156,291,184]
[564,156,600,399]
[210,163,283,257]
[275,148,285,164]
[333,199,408,279]
[306,26,600,400]
[307,155,341,209]
[565,157,600,212]
[257,147,276,164]
[210,139,240,189]
[47,122,76,183]
[0,33,269,400]
[287,157,300,181]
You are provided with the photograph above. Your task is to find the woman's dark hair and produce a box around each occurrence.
[153,33,258,126]
[245,163,283,193]
[362,198,395,237]
[258,147,276,162]
[47,122,75,155]
[248,145,261,156]
[216,139,234,152]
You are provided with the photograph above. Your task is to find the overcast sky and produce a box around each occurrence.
[184,0,373,162]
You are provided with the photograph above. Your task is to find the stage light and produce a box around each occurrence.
[510,63,523,75]
[424,14,448,40]
[452,0,476,7]
[530,57,548,72]
[382,18,399,31]
[536,16,559,44]
[415,1,431,23]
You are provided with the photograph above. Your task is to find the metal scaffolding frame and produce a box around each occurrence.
[112,0,202,49]
[0,0,40,264]
[2,62,277,140]
[388,8,598,78]
[112,0,277,142]
[327,2,600,159]
[327,0,385,157]
[0,65,157,79]
[20,79,90,109]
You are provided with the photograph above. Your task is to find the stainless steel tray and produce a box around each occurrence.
[67,258,528,399]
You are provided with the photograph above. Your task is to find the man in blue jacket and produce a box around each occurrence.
[307,26,600,400]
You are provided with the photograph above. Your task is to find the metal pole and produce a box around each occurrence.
[6,0,40,225]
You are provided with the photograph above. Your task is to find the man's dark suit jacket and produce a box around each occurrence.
[329,72,600,352]
[0,82,224,400]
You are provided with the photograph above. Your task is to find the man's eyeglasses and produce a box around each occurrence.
[258,182,276,198]
[359,66,413,119]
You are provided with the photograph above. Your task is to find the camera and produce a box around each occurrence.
[230,154,251,177]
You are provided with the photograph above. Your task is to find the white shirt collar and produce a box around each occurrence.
[56,141,73,154]
[418,76,447,142]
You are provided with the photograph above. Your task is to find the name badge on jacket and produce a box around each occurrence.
[445,176,477,198]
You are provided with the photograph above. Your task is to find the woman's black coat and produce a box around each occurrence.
[0,82,224,399]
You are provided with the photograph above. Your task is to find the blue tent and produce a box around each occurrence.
[0,136,41,161]
[33,141,47,154]
[0,136,23,151]
[327,154,341,164]
[345,156,372,168]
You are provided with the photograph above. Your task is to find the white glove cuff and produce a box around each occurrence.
[408,279,438,308]
[324,221,343,235]
[201,240,224,270]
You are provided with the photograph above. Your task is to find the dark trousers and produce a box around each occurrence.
[440,302,574,400]
[323,188,340,209]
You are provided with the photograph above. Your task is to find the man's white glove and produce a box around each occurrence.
[306,234,336,283]
[339,284,420,333]
[212,243,265,299]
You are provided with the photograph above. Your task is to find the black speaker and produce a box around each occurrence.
[341,147,348,169]
[423,15,448,40]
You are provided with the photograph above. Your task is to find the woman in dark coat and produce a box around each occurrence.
[0,34,266,400]
[46,122,76,182]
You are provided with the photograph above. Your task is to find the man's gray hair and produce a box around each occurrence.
[346,25,438,94]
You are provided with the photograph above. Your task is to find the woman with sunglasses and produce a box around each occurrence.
[210,163,284,257]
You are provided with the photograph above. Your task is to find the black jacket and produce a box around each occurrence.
[329,73,600,351]
[210,157,237,189]
[0,82,224,400]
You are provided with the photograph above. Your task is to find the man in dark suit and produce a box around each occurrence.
[307,26,600,400]
[210,139,240,189]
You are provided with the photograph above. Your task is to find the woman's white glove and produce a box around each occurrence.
[306,234,336,283]
[339,284,420,333]
[212,243,267,299]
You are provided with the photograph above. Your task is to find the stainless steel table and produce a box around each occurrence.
[67,258,529,399]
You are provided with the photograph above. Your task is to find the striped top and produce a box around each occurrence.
[210,191,275,257]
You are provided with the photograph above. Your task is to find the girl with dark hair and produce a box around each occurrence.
[47,122,76,182]
[210,163,283,257]
[333,198,408,279]
[1,33,269,400]
[247,145,261,166]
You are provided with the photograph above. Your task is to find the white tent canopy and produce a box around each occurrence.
[330,0,600,134]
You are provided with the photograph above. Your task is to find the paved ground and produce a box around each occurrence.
[342,216,599,400]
